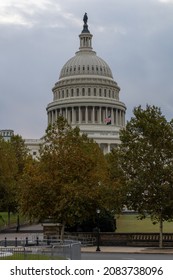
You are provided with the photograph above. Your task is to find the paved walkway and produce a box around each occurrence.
[81,246,173,254]
[1,224,173,254]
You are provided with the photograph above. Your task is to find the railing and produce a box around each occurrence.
[65,232,173,247]
[0,237,81,260]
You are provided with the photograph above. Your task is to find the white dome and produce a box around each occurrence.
[59,50,113,79]
[47,15,126,154]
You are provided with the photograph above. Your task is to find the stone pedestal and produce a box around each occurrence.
[42,223,63,239]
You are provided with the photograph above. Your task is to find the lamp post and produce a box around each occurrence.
[16,214,20,232]
[96,209,101,252]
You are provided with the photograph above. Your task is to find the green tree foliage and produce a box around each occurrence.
[117,105,173,247]
[0,134,29,225]
[105,150,126,214]
[19,117,110,237]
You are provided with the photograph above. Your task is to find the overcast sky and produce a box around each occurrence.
[0,0,173,139]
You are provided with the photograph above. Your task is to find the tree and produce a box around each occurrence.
[0,137,18,224]
[10,134,30,229]
[19,116,109,238]
[117,105,173,247]
[105,149,127,215]
[0,134,30,226]
[10,134,29,178]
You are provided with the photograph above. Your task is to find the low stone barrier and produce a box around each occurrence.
[65,232,173,247]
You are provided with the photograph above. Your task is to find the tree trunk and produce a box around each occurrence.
[7,208,11,226]
[60,221,65,241]
[159,217,163,248]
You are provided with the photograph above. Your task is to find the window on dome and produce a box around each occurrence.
[71,89,74,97]
[109,90,111,98]
[62,90,64,98]
[83,66,85,71]
[96,66,98,71]
[94,88,96,96]
[82,88,85,96]
[88,88,91,96]
[99,89,102,96]
[87,66,89,71]
[77,88,79,96]
[66,90,68,97]
[78,66,80,71]
[104,89,106,97]
[92,66,94,71]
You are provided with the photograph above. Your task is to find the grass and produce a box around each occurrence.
[1,212,173,233]
[116,214,173,233]
[0,212,26,227]
[0,212,17,226]
[1,253,66,260]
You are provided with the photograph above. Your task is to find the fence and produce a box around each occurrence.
[0,237,81,260]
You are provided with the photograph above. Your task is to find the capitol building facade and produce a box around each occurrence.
[1,15,126,156]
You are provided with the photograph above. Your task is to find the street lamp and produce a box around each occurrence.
[96,209,101,252]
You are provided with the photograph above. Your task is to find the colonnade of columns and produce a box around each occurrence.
[99,143,118,154]
[47,105,125,126]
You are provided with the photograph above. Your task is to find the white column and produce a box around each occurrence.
[86,106,88,123]
[116,109,118,125]
[99,107,102,123]
[92,107,95,123]
[107,144,111,153]
[72,107,75,124]
[65,108,68,120]
[48,112,50,125]
[120,110,122,126]
[79,107,81,123]
[111,108,114,125]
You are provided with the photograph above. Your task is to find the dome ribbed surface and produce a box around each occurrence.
[59,51,113,79]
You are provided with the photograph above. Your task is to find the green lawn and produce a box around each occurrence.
[0,212,17,226]
[1,253,66,260]
[0,212,26,227]
[116,214,173,233]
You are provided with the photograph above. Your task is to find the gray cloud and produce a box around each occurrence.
[0,0,173,138]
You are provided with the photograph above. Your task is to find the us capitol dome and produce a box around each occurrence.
[46,13,126,154]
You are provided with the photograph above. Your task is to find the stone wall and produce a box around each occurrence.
[65,232,173,247]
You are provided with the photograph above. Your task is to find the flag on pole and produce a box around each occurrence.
[105,116,111,125]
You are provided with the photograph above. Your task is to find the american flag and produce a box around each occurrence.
[105,116,111,125]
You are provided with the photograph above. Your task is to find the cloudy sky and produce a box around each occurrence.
[0,0,173,139]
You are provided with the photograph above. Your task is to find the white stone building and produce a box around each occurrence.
[46,15,126,154]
